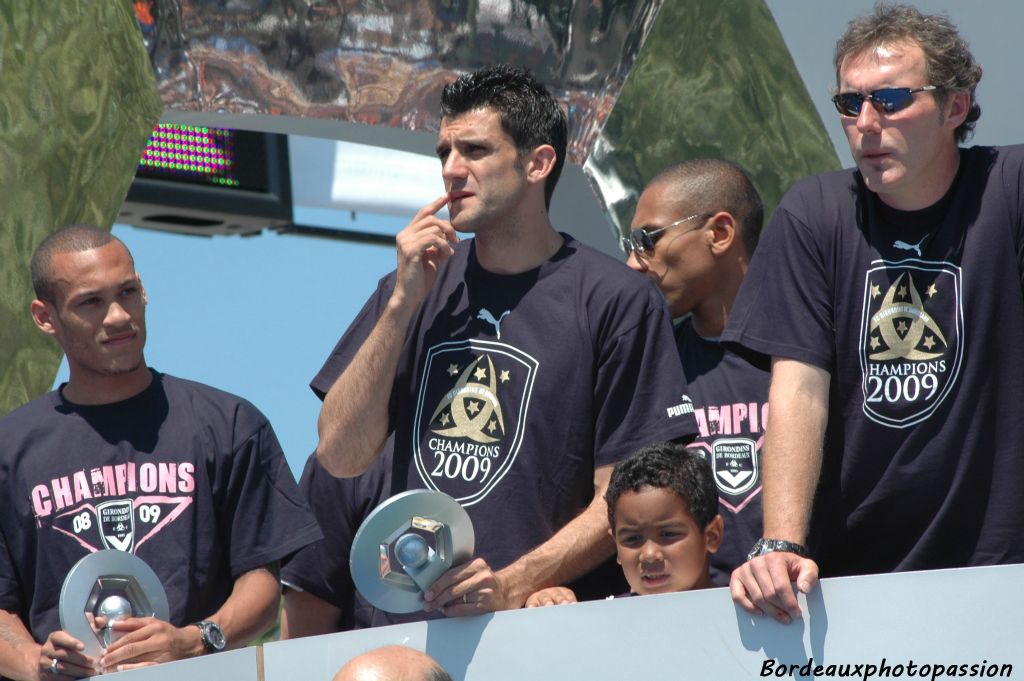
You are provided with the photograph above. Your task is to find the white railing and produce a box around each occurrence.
[104,564,1024,681]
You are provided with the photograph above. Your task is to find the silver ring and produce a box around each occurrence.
[50,657,59,675]
[462,593,469,605]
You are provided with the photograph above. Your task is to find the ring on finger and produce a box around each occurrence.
[50,658,59,675]
[462,593,469,605]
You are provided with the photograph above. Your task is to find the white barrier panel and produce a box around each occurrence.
[263,564,1024,681]
[104,646,259,681]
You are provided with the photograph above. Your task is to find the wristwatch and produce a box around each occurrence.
[195,620,226,654]
[747,538,810,561]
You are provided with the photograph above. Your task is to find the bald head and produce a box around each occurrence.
[647,159,763,256]
[333,646,452,681]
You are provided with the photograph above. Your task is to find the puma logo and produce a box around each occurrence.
[893,236,927,257]
[477,308,511,339]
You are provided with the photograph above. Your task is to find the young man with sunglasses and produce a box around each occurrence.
[623,160,768,586]
[311,64,695,622]
[724,4,1024,624]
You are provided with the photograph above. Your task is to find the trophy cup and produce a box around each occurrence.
[59,550,170,656]
[350,489,474,613]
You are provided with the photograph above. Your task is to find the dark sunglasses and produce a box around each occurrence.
[620,213,707,257]
[831,86,938,116]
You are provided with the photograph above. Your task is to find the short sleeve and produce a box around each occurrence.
[0,526,22,615]
[219,418,323,576]
[280,456,357,610]
[592,286,697,466]
[280,445,392,612]
[310,274,396,400]
[723,182,837,371]
[1001,146,1024,291]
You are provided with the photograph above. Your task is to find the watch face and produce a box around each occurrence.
[203,622,226,651]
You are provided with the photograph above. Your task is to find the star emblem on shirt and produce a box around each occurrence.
[871,284,881,299]
[447,364,459,376]
[926,283,938,298]
[474,366,487,381]
[499,370,510,383]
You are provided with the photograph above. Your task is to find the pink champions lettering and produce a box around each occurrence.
[139,464,158,493]
[90,466,117,497]
[52,477,73,510]
[30,461,196,518]
[693,402,770,439]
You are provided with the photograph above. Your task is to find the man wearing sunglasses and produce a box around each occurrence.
[724,3,1024,624]
[624,159,768,586]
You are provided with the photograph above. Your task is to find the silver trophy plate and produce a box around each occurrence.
[351,489,474,614]
[59,550,170,657]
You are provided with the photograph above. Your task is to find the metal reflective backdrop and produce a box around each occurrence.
[0,1,162,417]
[140,0,663,165]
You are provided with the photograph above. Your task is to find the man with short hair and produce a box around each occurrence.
[724,4,1024,623]
[313,64,695,618]
[0,225,321,678]
[624,159,767,585]
[333,645,452,681]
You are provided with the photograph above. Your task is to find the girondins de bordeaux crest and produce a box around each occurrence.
[689,435,763,513]
[858,260,964,428]
[48,496,192,554]
[413,339,537,506]
[98,499,135,552]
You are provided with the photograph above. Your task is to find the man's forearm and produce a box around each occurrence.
[316,299,416,477]
[207,566,280,651]
[0,610,40,681]
[280,589,341,640]
[762,358,831,543]
[496,466,615,606]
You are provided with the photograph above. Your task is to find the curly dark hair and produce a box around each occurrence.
[440,64,568,208]
[834,3,982,143]
[605,442,718,529]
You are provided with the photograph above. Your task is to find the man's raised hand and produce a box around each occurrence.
[392,194,459,310]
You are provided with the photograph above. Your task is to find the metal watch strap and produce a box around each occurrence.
[747,538,810,561]
[195,620,225,654]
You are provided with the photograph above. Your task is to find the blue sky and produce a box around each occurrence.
[53,221,404,476]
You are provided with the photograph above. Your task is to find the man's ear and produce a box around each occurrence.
[524,144,557,186]
[703,515,725,554]
[944,90,971,130]
[708,212,737,256]
[30,299,57,336]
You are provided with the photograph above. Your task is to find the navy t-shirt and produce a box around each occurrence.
[675,318,769,585]
[0,371,322,641]
[280,446,393,630]
[723,145,1024,576]
[312,234,697,598]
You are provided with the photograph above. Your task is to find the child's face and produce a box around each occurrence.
[612,486,721,595]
